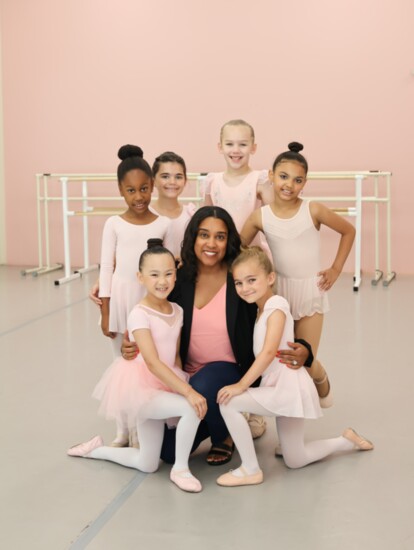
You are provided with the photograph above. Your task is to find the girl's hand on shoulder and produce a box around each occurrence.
[186,389,207,419]
[217,383,245,406]
[317,267,340,291]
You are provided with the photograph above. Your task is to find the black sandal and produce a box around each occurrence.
[206,442,235,466]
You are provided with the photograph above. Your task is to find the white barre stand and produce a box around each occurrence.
[304,171,395,290]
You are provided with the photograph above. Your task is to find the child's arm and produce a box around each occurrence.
[98,217,116,320]
[100,298,116,338]
[310,202,356,291]
[240,208,263,246]
[133,328,207,419]
[217,309,286,405]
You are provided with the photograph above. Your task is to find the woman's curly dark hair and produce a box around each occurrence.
[180,206,241,282]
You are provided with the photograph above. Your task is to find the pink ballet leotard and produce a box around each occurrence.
[204,171,270,251]
[99,215,172,333]
[247,295,322,419]
[261,200,329,320]
[93,302,189,426]
[150,203,196,258]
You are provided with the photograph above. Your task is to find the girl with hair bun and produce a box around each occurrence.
[150,151,196,260]
[71,241,207,493]
[98,145,173,448]
[240,142,356,407]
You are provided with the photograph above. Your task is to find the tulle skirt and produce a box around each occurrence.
[92,356,190,427]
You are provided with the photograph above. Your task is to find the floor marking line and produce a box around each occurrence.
[69,472,147,549]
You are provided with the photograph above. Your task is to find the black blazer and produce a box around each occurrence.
[169,270,259,385]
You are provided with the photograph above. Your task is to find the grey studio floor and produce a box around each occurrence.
[1,265,413,550]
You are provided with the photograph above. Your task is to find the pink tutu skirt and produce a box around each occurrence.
[92,356,189,427]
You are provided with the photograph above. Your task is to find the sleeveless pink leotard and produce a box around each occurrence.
[261,200,329,320]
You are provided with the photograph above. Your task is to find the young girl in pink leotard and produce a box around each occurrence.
[150,151,195,260]
[204,119,274,438]
[70,242,207,493]
[98,145,172,447]
[240,142,356,406]
[216,247,372,488]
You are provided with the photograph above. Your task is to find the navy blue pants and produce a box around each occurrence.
[160,361,241,464]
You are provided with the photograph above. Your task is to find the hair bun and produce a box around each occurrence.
[147,238,163,249]
[288,142,304,153]
[118,144,144,161]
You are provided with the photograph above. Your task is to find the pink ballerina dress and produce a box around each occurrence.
[247,295,322,419]
[93,302,189,427]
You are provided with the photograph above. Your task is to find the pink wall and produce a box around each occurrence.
[1,0,414,273]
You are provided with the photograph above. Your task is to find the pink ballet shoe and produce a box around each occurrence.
[343,428,374,451]
[216,466,263,487]
[170,469,202,493]
[67,435,103,457]
[110,434,129,448]
[129,428,140,449]
[315,374,334,408]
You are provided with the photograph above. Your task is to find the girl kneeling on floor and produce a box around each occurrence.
[216,246,373,487]
[68,240,207,493]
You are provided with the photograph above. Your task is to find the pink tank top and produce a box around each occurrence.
[186,283,236,376]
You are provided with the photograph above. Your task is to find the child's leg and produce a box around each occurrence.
[143,393,200,472]
[89,418,165,473]
[295,313,330,399]
[108,332,136,446]
[111,413,129,447]
[276,416,354,469]
[220,393,273,474]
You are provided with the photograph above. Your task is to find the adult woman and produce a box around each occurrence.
[121,206,311,465]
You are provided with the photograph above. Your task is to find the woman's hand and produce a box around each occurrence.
[89,280,102,306]
[186,389,207,419]
[121,330,139,360]
[217,383,245,405]
[277,341,309,369]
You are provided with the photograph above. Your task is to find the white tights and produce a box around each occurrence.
[220,393,354,473]
[90,392,200,473]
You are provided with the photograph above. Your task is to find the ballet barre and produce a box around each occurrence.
[23,173,205,285]
[24,170,395,289]
[305,171,395,290]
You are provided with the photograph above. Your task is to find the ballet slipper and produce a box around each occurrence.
[216,466,263,487]
[110,434,129,448]
[342,428,374,451]
[67,435,103,457]
[170,469,202,493]
[248,414,267,439]
[315,374,334,408]
[129,428,140,449]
